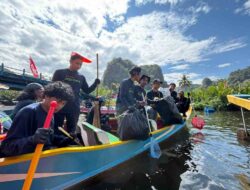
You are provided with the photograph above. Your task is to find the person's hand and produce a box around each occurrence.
[95,78,101,85]
[32,128,53,144]
[58,137,75,147]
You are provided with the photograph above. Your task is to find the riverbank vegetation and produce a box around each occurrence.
[191,80,250,111]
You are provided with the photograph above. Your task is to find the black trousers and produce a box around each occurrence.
[54,111,80,134]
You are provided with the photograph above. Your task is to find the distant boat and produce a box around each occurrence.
[227,94,250,110]
[227,94,250,140]
[0,108,192,190]
[204,106,215,113]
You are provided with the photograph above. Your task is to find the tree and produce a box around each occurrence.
[179,75,191,91]
[202,77,213,88]
[228,66,250,86]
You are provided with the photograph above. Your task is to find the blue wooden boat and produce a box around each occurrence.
[204,106,215,113]
[0,107,192,190]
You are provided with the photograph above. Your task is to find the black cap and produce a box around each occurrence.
[129,66,141,75]
[153,79,163,84]
[140,75,151,83]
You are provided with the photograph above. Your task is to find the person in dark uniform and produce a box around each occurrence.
[169,83,178,102]
[52,52,100,134]
[176,91,190,117]
[146,79,164,120]
[134,75,151,102]
[11,83,44,119]
[0,82,75,157]
[116,66,142,115]
[147,79,164,107]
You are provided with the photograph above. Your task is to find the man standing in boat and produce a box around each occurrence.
[52,52,100,134]
[116,66,143,115]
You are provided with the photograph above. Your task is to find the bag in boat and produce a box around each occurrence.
[118,108,149,141]
[155,96,183,125]
[0,111,12,132]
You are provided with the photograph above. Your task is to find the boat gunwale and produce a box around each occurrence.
[227,94,250,110]
[0,107,192,167]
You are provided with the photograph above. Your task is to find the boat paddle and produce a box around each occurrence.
[58,127,82,146]
[142,93,162,159]
[22,101,57,190]
[93,53,101,128]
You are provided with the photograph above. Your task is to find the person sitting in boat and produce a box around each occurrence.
[11,83,44,120]
[169,83,178,103]
[147,79,164,106]
[134,75,151,102]
[146,79,164,120]
[116,66,143,115]
[176,91,190,117]
[52,52,100,135]
[0,82,75,157]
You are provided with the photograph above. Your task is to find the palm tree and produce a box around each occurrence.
[178,74,192,92]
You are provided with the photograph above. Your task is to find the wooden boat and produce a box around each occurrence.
[204,106,215,113]
[227,94,250,110]
[227,94,250,139]
[0,107,192,190]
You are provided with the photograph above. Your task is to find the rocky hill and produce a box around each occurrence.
[228,66,250,86]
[103,58,165,88]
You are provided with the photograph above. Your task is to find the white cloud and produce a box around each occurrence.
[0,0,246,83]
[218,63,231,68]
[235,0,250,15]
[135,0,181,6]
[0,0,130,81]
[210,39,247,54]
[169,64,190,70]
[164,72,201,85]
[189,2,211,14]
[164,72,220,85]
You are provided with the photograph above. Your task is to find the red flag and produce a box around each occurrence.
[29,57,39,78]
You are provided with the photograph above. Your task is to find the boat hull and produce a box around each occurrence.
[0,108,192,190]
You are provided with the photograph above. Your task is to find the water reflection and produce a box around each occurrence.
[76,111,250,190]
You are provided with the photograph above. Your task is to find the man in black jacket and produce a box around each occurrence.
[176,91,190,117]
[134,75,150,102]
[52,52,100,134]
[146,79,164,120]
[116,66,142,115]
[0,82,75,157]
[147,79,164,107]
[169,83,178,103]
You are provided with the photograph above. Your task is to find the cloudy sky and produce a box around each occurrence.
[0,0,249,84]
